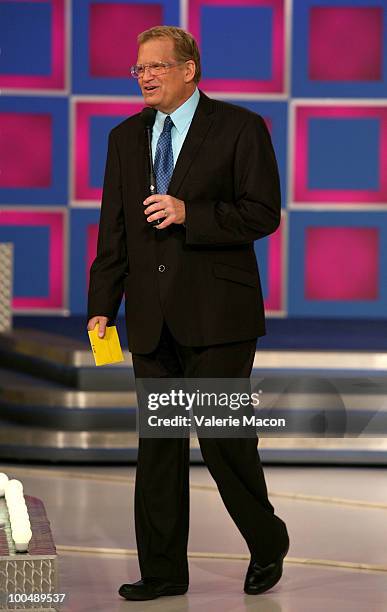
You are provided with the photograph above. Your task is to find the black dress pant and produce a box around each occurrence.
[132,322,289,584]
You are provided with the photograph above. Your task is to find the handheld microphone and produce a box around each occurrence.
[140,107,161,227]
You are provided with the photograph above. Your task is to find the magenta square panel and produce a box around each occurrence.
[0,210,64,308]
[309,7,383,81]
[0,113,52,188]
[294,105,387,203]
[0,0,65,90]
[74,101,144,201]
[188,0,285,93]
[305,227,379,300]
[90,3,163,76]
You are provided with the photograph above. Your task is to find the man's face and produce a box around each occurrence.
[136,38,191,114]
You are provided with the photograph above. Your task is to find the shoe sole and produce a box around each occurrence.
[119,586,188,601]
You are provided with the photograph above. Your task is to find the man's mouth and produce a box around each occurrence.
[144,85,159,93]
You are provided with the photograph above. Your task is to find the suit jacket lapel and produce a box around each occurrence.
[136,126,149,199]
[168,91,215,197]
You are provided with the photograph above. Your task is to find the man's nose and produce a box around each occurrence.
[142,66,155,80]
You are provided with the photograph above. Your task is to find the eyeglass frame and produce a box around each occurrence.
[130,60,188,79]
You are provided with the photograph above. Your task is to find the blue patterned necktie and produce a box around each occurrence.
[154,115,174,194]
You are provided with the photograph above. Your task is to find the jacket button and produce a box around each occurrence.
[158,264,166,272]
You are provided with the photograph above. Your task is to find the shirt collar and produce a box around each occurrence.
[155,88,200,135]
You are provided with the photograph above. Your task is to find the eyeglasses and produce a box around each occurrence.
[130,61,186,79]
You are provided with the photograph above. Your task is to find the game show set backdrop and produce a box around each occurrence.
[1,0,387,320]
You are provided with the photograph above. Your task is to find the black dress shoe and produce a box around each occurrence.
[244,543,289,595]
[118,577,188,601]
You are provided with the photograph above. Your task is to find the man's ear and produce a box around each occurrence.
[184,60,196,84]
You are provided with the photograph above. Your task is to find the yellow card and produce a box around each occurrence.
[88,323,124,366]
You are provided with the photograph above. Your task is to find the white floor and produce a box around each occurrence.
[1,462,387,611]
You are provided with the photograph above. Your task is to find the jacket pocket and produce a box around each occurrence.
[213,262,258,288]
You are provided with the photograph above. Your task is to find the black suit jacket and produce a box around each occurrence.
[87,91,281,354]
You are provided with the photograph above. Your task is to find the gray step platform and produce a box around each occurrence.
[2,328,387,388]
[1,420,387,464]
[0,368,136,430]
[0,328,134,391]
[1,328,387,464]
[1,366,387,434]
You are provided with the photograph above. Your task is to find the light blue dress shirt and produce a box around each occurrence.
[151,88,200,167]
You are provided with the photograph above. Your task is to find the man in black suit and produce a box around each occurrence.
[87,25,289,601]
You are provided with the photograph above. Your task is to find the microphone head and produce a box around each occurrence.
[141,107,157,129]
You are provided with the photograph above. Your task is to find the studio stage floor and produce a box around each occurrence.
[1,462,386,612]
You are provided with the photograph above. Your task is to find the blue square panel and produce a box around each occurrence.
[201,6,272,80]
[0,226,50,296]
[288,211,387,318]
[0,96,68,205]
[308,118,380,191]
[292,0,387,98]
[0,2,52,75]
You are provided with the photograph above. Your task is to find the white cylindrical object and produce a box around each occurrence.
[10,516,30,531]
[10,511,30,522]
[8,500,28,516]
[9,504,28,516]
[2,477,32,552]
[6,479,23,494]
[6,494,25,511]
[7,492,31,534]
[6,490,23,501]
[14,531,32,552]
[12,528,32,542]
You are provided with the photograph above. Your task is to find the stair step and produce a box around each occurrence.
[1,418,387,464]
[0,328,134,390]
[0,368,136,430]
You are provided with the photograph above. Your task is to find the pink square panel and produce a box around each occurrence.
[309,7,383,81]
[0,210,64,308]
[294,105,387,203]
[305,227,379,301]
[0,113,52,188]
[89,3,163,76]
